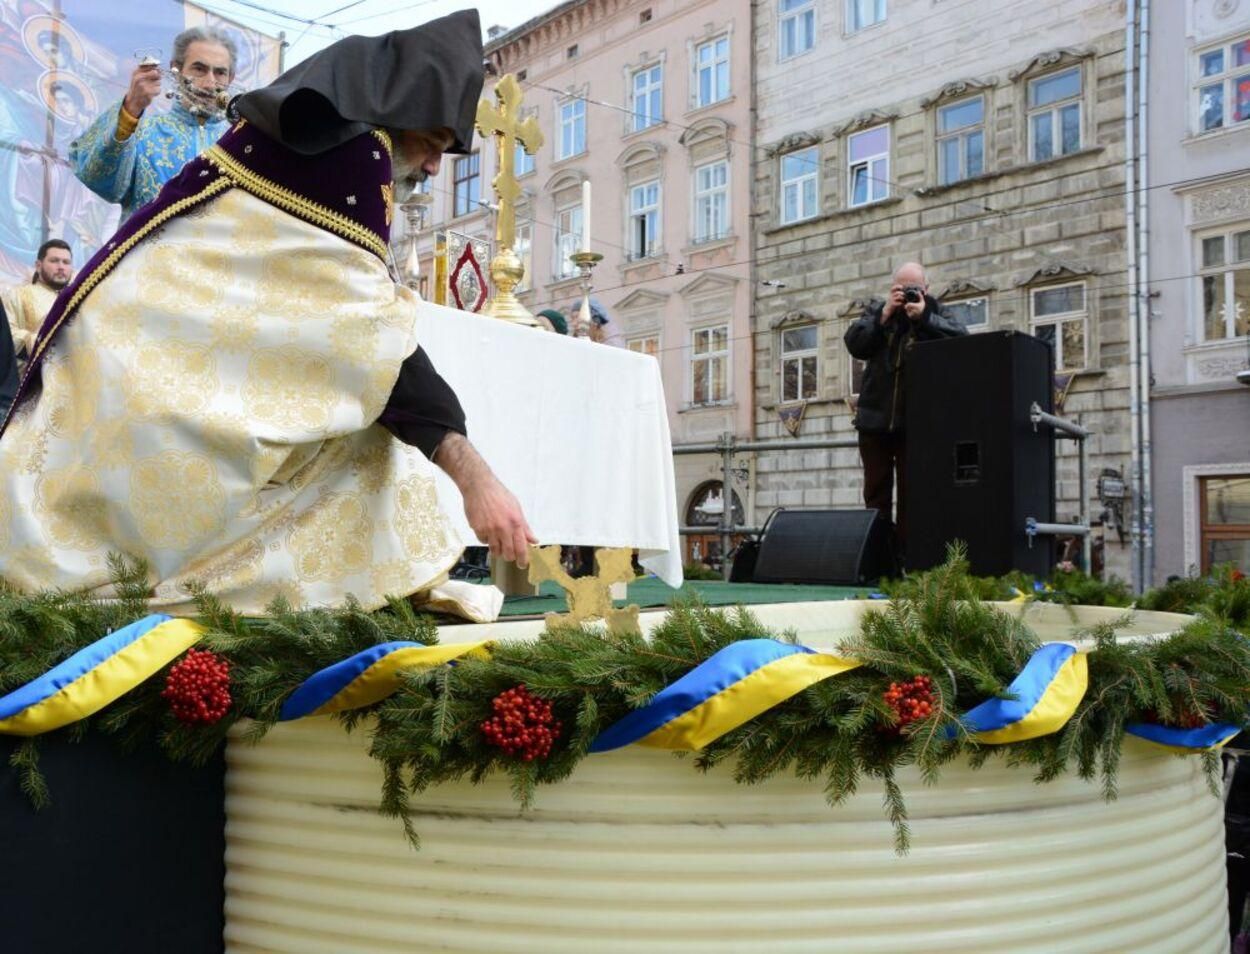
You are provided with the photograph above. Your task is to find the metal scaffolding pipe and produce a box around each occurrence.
[1026,519,1092,538]
[1029,402,1091,439]
[672,437,859,455]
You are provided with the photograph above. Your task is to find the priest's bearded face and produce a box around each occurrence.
[36,246,73,290]
[391,127,456,204]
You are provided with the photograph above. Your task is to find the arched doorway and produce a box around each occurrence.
[684,481,746,571]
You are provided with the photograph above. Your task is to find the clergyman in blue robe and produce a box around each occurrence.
[69,26,235,220]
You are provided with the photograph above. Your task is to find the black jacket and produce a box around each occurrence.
[843,294,967,433]
[0,302,18,420]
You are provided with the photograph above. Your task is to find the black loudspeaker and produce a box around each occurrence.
[905,330,1054,577]
[752,508,897,585]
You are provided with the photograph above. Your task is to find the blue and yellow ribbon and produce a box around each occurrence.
[590,639,859,752]
[0,615,204,737]
[1125,720,1242,754]
[956,642,1088,743]
[278,640,490,721]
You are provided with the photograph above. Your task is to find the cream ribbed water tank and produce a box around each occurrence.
[223,602,1227,953]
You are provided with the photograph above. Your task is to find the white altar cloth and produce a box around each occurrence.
[416,303,683,588]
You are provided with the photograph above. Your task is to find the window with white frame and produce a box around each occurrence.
[694,160,729,243]
[780,147,819,224]
[515,140,536,176]
[554,204,582,279]
[943,295,989,331]
[1196,36,1250,133]
[629,181,661,259]
[847,125,889,207]
[1027,67,1082,162]
[515,222,533,292]
[780,325,818,402]
[632,64,663,132]
[779,0,815,60]
[936,96,984,185]
[1030,281,1087,371]
[628,334,660,358]
[558,98,586,160]
[847,0,885,33]
[1197,226,1250,342]
[452,152,480,217]
[691,324,729,403]
[849,353,866,399]
[695,36,730,108]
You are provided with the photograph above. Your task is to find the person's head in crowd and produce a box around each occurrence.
[893,262,928,296]
[33,240,72,290]
[538,308,568,335]
[171,26,237,115]
[587,298,612,342]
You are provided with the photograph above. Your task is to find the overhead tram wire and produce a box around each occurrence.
[328,0,451,28]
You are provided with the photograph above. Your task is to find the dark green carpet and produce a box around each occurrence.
[498,577,873,617]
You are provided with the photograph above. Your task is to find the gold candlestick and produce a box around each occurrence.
[569,250,603,339]
[476,74,544,327]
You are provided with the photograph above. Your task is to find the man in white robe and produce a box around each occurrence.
[0,12,533,619]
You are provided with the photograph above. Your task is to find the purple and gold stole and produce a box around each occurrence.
[0,119,397,439]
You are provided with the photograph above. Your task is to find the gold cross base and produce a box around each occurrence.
[527,545,642,634]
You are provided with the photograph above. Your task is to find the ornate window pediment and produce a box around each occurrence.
[1013,261,1096,286]
[1008,48,1090,82]
[937,278,995,299]
[920,77,996,109]
[765,131,820,158]
[678,272,738,298]
[544,169,587,193]
[617,141,666,167]
[615,288,671,311]
[838,297,874,317]
[770,309,818,330]
[834,108,898,137]
[679,117,733,148]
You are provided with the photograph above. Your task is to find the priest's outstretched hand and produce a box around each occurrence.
[433,432,538,567]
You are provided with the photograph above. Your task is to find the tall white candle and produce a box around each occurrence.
[581,180,592,253]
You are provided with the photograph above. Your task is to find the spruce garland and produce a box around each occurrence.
[1,550,1248,853]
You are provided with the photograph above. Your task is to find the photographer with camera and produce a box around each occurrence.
[843,262,966,560]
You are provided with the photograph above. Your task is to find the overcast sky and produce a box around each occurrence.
[204,0,553,68]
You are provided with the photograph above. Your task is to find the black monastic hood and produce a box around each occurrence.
[231,9,485,156]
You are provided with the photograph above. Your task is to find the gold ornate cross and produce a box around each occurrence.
[527,545,641,635]
[475,74,543,251]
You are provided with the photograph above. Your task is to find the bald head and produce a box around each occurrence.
[893,262,927,288]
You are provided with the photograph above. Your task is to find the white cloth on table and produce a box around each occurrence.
[416,304,684,588]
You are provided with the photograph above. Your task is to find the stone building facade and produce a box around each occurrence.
[750,0,1135,580]
[402,0,756,566]
[1145,0,1250,584]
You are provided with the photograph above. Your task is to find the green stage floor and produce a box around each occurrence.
[498,577,873,617]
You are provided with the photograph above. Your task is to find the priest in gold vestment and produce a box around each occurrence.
[1,239,73,358]
[0,12,534,619]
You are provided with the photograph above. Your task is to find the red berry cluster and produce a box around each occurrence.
[882,675,935,731]
[162,649,232,726]
[1143,703,1207,729]
[480,684,563,761]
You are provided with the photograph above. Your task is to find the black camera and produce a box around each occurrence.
[902,285,924,304]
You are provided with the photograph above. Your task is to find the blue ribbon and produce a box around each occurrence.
[0,614,171,720]
[279,641,424,721]
[589,639,819,753]
[1125,720,1242,751]
[954,642,1077,736]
